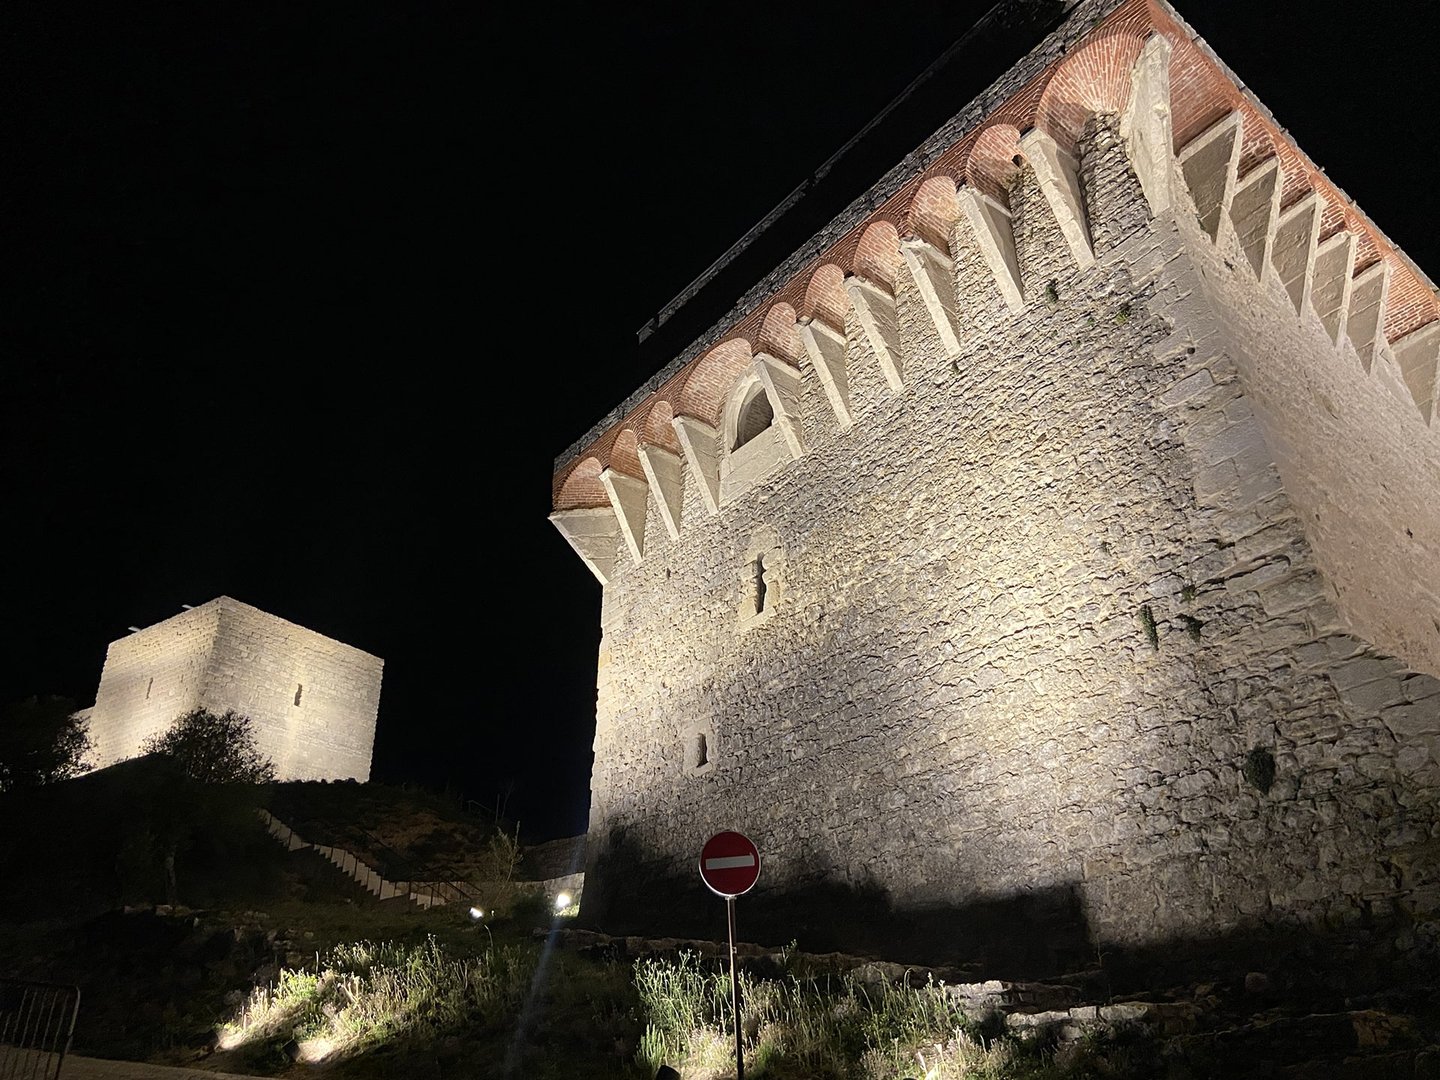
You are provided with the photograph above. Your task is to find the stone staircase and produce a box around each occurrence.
[258,809,472,908]
[257,809,584,912]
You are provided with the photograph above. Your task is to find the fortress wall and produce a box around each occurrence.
[87,604,219,768]
[203,598,381,782]
[582,118,1440,950]
[82,597,382,781]
[1179,183,1440,680]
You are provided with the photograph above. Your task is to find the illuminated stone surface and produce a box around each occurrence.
[79,597,382,782]
[553,0,1440,948]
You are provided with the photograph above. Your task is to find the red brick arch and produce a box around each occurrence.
[556,456,608,510]
[640,398,681,455]
[802,264,849,332]
[758,302,802,364]
[676,338,755,428]
[1235,109,1278,181]
[1164,32,1240,152]
[608,429,644,481]
[1034,31,1147,151]
[965,123,1025,204]
[907,175,960,250]
[853,220,903,290]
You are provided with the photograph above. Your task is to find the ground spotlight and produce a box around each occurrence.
[554,892,571,911]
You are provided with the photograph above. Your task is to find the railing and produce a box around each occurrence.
[344,824,479,908]
[0,979,79,1080]
[257,809,483,910]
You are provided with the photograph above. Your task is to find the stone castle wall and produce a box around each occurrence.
[575,103,1440,955]
[87,603,220,770]
[86,597,382,782]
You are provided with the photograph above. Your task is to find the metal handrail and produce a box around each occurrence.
[264,804,494,908]
[0,979,80,1080]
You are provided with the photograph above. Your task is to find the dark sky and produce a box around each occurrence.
[5,1,1437,841]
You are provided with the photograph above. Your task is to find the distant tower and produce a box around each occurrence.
[77,596,383,781]
[550,0,1440,956]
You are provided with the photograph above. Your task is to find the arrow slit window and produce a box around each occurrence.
[739,533,784,629]
[685,723,715,776]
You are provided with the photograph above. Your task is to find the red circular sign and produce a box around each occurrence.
[699,831,761,897]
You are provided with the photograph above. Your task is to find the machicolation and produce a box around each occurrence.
[550,0,1440,962]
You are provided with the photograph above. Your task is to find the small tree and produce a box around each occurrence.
[142,708,276,785]
[138,709,275,904]
[0,695,93,793]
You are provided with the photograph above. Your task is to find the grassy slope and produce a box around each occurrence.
[10,767,1431,1078]
[0,765,636,1079]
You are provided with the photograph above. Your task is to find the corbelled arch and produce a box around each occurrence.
[1163,32,1239,153]
[640,398,680,455]
[676,338,756,429]
[1034,31,1147,151]
[758,303,802,365]
[607,428,645,481]
[802,264,849,332]
[845,220,907,388]
[555,456,608,511]
[1235,110,1279,181]
[852,220,904,290]
[907,174,961,250]
[965,123,1025,205]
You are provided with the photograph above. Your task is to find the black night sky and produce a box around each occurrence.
[5,1,1438,842]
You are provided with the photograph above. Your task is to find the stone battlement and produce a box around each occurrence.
[551,0,1437,559]
[550,0,1440,957]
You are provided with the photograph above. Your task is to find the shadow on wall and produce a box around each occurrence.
[582,826,1440,993]
[581,825,1092,979]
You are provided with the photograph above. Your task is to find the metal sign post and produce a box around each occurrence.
[699,831,761,1080]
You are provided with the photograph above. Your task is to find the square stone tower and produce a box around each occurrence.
[82,596,382,782]
[552,0,1440,958]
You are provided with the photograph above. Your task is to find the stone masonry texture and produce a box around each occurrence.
[84,597,382,782]
[556,1,1440,960]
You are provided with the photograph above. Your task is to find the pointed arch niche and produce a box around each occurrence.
[718,359,804,505]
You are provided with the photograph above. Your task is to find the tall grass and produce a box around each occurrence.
[219,935,534,1062]
[632,951,1099,1079]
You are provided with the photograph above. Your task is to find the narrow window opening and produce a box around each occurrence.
[685,727,714,774]
[294,683,304,707]
[754,556,768,614]
[145,677,153,701]
[732,384,774,450]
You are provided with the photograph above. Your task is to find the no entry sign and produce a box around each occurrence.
[699,830,761,897]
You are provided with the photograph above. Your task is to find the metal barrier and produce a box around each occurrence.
[0,980,79,1080]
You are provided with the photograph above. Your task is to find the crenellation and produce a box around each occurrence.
[555,0,1440,957]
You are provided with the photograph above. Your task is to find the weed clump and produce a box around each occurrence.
[218,936,533,1065]
[1139,605,1160,651]
[633,951,1158,1078]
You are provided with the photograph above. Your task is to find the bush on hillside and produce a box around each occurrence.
[142,708,276,785]
[0,694,92,792]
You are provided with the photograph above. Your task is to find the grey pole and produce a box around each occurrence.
[727,894,743,1080]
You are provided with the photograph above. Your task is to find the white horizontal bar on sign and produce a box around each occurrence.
[704,855,756,870]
